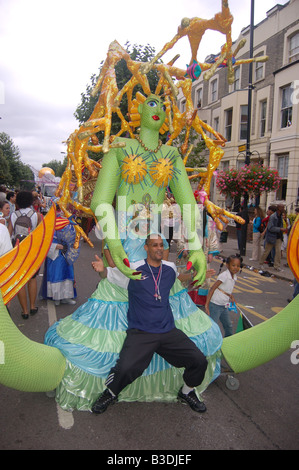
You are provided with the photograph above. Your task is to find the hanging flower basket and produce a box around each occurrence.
[238,163,281,196]
[216,167,241,198]
[216,164,281,199]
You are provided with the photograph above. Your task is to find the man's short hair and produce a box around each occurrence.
[145,233,162,245]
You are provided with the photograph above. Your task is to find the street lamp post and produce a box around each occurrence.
[239,0,255,257]
[246,0,255,166]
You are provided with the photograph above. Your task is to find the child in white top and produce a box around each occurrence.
[205,254,242,337]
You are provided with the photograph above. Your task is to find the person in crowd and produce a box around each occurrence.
[91,234,208,415]
[260,204,288,271]
[0,223,13,256]
[6,191,16,214]
[0,200,11,226]
[249,206,264,261]
[0,186,7,202]
[161,195,180,246]
[39,206,80,306]
[8,191,42,319]
[281,210,291,255]
[260,205,277,267]
[188,206,218,307]
[32,191,46,214]
[205,254,242,337]
[0,223,13,314]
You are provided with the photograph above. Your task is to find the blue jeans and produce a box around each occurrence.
[209,302,233,337]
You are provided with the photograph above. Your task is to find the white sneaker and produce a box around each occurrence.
[61,299,77,305]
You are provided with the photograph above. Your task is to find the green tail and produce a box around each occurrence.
[222,295,299,373]
[0,291,65,392]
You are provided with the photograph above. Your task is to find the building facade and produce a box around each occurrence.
[178,0,299,212]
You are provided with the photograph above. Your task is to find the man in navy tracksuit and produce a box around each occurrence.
[91,234,208,414]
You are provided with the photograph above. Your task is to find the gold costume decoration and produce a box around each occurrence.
[121,154,148,185]
[0,206,56,305]
[54,0,268,239]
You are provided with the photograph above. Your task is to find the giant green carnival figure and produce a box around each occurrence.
[42,95,224,411]
[90,94,206,285]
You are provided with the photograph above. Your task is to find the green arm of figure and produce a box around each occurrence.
[170,153,206,286]
[90,149,141,279]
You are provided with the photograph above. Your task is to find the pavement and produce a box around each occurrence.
[212,236,294,283]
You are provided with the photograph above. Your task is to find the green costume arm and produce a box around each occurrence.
[90,149,141,279]
[170,154,206,285]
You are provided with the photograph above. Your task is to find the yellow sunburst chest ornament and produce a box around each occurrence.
[121,151,180,192]
[149,157,175,188]
[121,154,147,185]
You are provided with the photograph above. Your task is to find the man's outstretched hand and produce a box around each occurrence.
[92,246,142,280]
[92,255,106,275]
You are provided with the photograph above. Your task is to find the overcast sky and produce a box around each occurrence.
[0,0,289,174]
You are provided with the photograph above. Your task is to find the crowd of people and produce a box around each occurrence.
[0,185,80,319]
[246,203,298,273]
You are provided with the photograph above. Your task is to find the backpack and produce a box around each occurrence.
[258,220,265,233]
[13,209,34,244]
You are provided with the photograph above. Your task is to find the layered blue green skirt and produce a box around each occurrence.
[45,236,223,411]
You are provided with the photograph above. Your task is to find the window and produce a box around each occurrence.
[260,100,267,137]
[232,66,240,91]
[225,109,233,141]
[221,160,229,171]
[181,100,186,112]
[255,60,264,82]
[277,154,289,200]
[289,32,299,63]
[213,117,219,133]
[281,85,293,128]
[239,105,248,140]
[196,88,202,108]
[210,79,218,102]
[277,155,289,178]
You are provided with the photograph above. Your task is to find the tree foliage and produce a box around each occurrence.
[0,132,34,189]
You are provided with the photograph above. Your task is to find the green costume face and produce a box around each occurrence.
[138,95,166,131]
